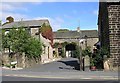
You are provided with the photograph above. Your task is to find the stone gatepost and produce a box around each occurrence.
[17,52,25,68]
[84,55,90,71]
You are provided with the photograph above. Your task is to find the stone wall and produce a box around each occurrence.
[80,38,98,52]
[40,34,53,63]
[2,53,41,68]
[54,38,98,51]
[107,3,120,67]
[98,2,120,70]
[2,53,10,66]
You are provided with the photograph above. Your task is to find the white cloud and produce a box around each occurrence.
[1,3,28,12]
[1,11,28,24]
[1,2,65,31]
[33,17,65,31]
[1,2,29,24]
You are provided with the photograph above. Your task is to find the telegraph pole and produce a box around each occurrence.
[77,19,83,71]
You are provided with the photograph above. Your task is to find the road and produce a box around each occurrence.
[2,58,119,82]
[19,57,80,72]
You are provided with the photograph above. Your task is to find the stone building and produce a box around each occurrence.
[2,19,53,67]
[98,1,120,70]
[53,28,98,57]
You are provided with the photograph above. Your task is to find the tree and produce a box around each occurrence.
[72,43,80,58]
[93,47,109,69]
[2,27,42,59]
[25,38,42,59]
[82,46,92,57]
[5,27,30,53]
[40,23,53,44]
[2,16,14,25]
[2,29,10,49]
[57,29,69,32]
[6,16,14,23]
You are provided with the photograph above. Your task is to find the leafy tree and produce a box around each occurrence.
[82,46,92,57]
[2,29,10,49]
[57,29,69,32]
[91,47,109,69]
[72,44,80,58]
[6,27,30,53]
[2,16,14,25]
[25,38,42,59]
[40,23,53,44]
[6,16,14,23]
[2,27,42,59]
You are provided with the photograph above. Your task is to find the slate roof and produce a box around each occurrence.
[53,30,98,39]
[2,19,49,29]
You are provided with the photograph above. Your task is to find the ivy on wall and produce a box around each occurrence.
[39,23,53,46]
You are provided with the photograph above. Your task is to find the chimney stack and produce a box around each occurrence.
[77,27,80,32]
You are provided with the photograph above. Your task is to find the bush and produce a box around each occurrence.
[72,45,80,58]
[82,46,92,57]
[25,38,42,59]
[2,27,43,60]
[91,47,109,69]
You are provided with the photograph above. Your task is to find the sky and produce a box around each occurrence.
[1,1,99,31]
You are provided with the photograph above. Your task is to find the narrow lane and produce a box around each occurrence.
[19,57,80,72]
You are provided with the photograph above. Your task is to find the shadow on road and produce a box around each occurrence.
[57,60,80,70]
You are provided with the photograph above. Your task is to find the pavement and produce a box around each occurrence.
[1,58,119,81]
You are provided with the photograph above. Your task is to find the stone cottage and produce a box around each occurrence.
[2,19,53,67]
[53,28,98,57]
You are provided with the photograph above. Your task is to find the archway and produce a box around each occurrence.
[65,43,76,57]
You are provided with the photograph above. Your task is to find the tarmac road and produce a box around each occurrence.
[2,58,119,82]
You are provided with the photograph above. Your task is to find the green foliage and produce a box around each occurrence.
[25,38,42,59]
[0,20,1,25]
[82,46,92,57]
[57,29,69,32]
[100,47,110,58]
[5,27,30,53]
[71,42,80,58]
[72,44,80,58]
[2,27,42,59]
[2,29,10,49]
[60,48,66,58]
[4,64,16,68]
[91,47,109,69]
[4,64,11,68]
[53,42,60,48]
[40,23,53,44]
[90,58,95,66]
[0,29,2,52]
[2,16,14,26]
[6,16,14,23]
[61,42,69,47]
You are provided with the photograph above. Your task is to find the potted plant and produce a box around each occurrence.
[90,58,96,71]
